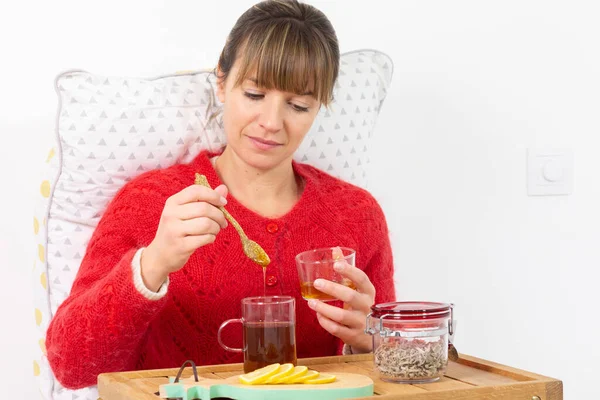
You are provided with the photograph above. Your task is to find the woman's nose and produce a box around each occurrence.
[258,98,284,133]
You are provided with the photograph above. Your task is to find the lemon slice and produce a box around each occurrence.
[288,369,319,383]
[264,363,294,384]
[239,363,281,385]
[305,373,337,384]
[279,366,309,384]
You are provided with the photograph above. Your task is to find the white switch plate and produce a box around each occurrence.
[527,149,573,196]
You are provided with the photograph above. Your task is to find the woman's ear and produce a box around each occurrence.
[216,65,226,103]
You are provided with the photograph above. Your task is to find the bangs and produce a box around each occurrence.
[232,19,336,105]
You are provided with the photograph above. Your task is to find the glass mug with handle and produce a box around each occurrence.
[218,296,297,373]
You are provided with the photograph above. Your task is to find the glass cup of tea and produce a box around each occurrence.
[217,296,297,373]
[295,247,356,301]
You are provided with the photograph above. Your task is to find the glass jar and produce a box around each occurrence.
[365,301,454,384]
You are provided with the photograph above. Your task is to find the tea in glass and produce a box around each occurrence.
[217,296,297,373]
[296,247,356,301]
[243,321,297,372]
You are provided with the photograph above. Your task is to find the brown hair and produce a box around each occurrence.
[217,0,339,106]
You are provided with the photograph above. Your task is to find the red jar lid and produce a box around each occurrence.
[371,301,452,321]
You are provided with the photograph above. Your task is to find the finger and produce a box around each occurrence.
[176,202,228,228]
[333,261,376,300]
[313,278,372,312]
[169,184,228,207]
[181,234,216,251]
[316,312,373,354]
[308,299,363,329]
[213,184,228,199]
[315,312,355,341]
[331,246,344,259]
[181,217,222,236]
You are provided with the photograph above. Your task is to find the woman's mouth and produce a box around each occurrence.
[247,136,282,150]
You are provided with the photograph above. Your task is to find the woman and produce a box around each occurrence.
[46,0,395,389]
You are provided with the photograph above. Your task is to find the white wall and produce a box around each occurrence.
[1,0,598,398]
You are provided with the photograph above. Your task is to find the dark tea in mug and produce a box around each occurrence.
[243,321,297,373]
[218,296,297,373]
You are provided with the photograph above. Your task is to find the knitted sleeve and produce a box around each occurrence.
[46,173,170,389]
[336,189,397,355]
[367,228,396,304]
[346,190,396,305]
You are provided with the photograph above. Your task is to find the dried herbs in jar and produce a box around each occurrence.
[374,338,446,381]
[366,301,454,383]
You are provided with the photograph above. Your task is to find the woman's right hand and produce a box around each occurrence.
[140,183,229,291]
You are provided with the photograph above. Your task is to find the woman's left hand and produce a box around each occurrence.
[307,260,376,353]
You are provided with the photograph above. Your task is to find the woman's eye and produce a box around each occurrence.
[291,104,309,113]
[244,92,264,100]
[245,91,309,112]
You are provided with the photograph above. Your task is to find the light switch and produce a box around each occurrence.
[527,149,573,196]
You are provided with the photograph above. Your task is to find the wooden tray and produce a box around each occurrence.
[98,353,563,400]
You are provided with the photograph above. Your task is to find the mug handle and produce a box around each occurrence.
[217,318,243,353]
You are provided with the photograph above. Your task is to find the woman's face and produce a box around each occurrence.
[216,59,321,171]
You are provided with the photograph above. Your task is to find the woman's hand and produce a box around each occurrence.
[307,260,376,353]
[140,183,229,291]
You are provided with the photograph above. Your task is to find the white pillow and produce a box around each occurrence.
[32,49,393,400]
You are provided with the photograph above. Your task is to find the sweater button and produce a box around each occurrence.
[266,275,278,286]
[266,222,279,233]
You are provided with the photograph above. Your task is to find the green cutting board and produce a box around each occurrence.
[159,372,374,400]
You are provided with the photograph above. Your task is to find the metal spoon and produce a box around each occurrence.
[194,173,270,267]
[448,318,459,362]
[448,342,459,362]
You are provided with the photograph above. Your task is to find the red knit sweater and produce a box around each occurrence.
[46,150,396,389]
